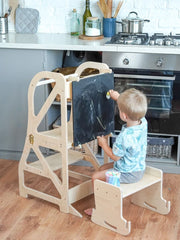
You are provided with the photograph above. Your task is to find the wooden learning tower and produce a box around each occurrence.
[18,61,112,218]
[18,61,171,235]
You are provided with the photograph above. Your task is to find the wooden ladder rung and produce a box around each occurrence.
[29,150,83,171]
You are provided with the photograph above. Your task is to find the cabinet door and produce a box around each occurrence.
[0,49,46,158]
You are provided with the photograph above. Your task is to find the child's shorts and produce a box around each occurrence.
[107,169,145,184]
[120,170,145,183]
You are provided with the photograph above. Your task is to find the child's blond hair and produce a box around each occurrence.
[117,88,147,121]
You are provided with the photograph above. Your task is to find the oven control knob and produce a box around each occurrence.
[123,58,129,65]
[165,40,171,46]
[156,59,163,67]
[150,40,155,45]
[156,39,163,45]
[174,40,179,46]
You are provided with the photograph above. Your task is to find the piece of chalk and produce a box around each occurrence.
[106,91,110,99]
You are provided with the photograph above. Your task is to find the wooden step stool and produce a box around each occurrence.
[91,166,171,235]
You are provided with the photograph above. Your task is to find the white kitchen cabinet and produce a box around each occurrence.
[0,48,63,160]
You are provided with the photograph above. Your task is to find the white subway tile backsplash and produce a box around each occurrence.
[7,0,180,34]
[134,0,167,9]
[168,0,180,8]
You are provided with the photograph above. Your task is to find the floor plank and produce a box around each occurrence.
[0,159,179,240]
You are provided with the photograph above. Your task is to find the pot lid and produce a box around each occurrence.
[124,11,143,21]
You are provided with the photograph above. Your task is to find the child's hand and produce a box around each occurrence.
[97,135,107,148]
[109,90,120,101]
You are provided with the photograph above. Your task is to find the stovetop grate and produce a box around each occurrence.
[151,33,180,40]
[108,32,149,45]
[106,32,180,46]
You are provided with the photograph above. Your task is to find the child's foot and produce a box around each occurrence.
[84,208,93,216]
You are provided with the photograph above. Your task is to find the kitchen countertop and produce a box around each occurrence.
[1,32,180,54]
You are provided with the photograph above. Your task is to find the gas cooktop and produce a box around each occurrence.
[150,33,180,46]
[106,32,180,46]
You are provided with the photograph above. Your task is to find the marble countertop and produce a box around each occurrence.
[1,32,180,54]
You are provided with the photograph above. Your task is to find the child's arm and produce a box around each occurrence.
[97,136,120,161]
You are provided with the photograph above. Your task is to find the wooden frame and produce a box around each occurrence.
[91,166,171,235]
[18,61,112,217]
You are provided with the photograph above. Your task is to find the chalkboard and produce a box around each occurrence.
[72,72,114,146]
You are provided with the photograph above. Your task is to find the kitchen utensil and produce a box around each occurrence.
[113,0,123,18]
[107,0,112,18]
[1,0,5,16]
[99,0,108,18]
[98,0,123,18]
[0,17,8,34]
[97,1,105,17]
[118,11,150,34]
[4,7,12,18]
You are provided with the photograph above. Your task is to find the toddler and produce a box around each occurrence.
[85,88,148,216]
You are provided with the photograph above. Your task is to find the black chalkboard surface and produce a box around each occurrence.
[72,72,114,146]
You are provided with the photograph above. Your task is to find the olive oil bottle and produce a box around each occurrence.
[83,0,92,35]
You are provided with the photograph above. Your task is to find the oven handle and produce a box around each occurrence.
[114,74,175,81]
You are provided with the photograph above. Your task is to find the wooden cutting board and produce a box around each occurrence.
[79,34,104,40]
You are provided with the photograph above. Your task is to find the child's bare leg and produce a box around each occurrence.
[92,169,108,184]
[84,169,109,216]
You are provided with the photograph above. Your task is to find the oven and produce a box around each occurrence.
[103,51,180,136]
[103,33,180,172]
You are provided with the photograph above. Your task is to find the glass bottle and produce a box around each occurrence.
[83,0,92,35]
[70,9,80,36]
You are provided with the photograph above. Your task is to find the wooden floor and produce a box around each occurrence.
[0,159,180,240]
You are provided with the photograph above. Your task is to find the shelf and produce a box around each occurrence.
[39,127,73,149]
[146,157,177,164]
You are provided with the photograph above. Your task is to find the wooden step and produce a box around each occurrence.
[29,149,83,171]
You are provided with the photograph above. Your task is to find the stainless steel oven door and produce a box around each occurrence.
[114,73,175,118]
[113,73,177,134]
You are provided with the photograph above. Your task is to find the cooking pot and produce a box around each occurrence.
[117,11,150,34]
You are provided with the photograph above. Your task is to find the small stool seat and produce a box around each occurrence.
[91,166,171,236]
